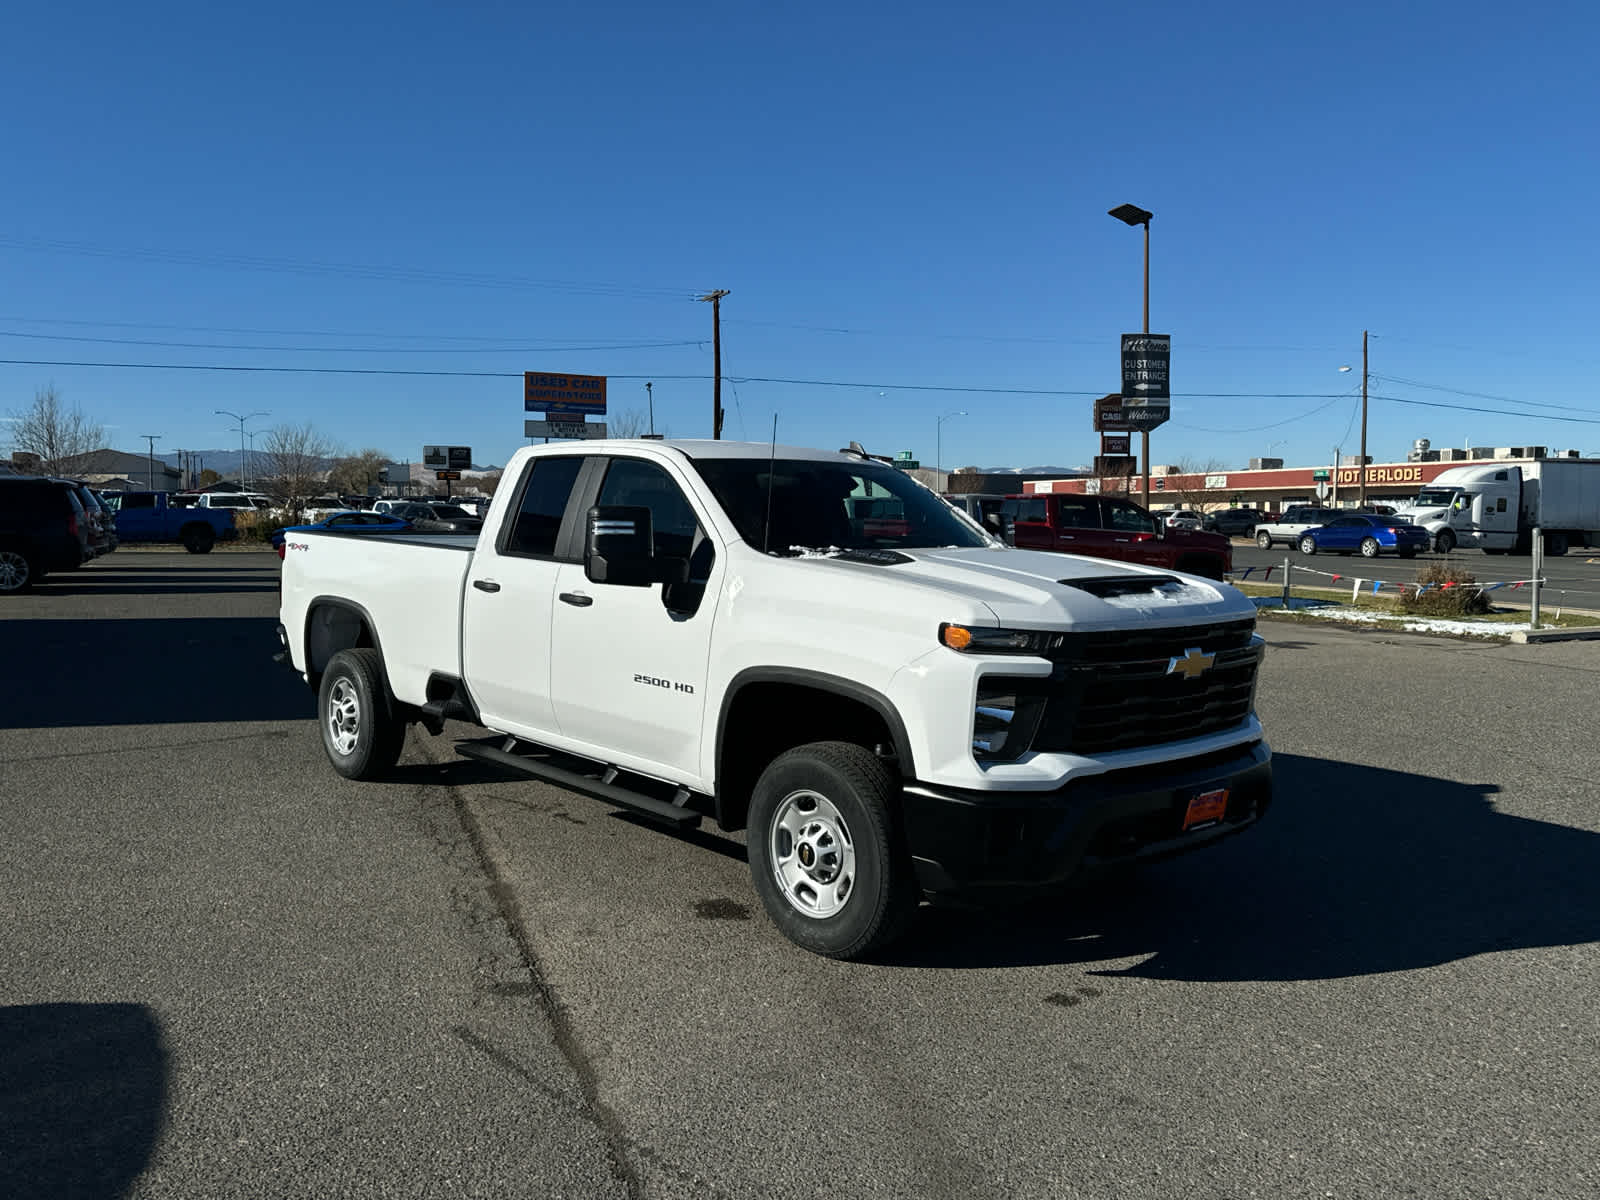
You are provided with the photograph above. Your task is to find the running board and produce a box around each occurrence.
[455,740,702,830]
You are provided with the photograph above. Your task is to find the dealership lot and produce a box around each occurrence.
[3,553,1598,1199]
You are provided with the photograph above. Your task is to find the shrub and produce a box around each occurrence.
[231,511,273,544]
[1398,562,1490,616]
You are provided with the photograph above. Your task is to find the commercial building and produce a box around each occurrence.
[1023,445,1591,514]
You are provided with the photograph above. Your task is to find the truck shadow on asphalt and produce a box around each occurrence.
[0,1003,168,1200]
[0,617,310,728]
[888,752,1600,980]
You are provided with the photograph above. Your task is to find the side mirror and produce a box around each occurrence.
[586,505,656,586]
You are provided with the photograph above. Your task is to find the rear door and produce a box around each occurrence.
[460,455,589,738]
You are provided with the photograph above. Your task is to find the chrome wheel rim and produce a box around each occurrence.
[327,677,361,756]
[769,789,857,919]
[0,550,27,591]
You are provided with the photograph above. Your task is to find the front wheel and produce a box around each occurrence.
[318,648,407,780]
[1360,537,1381,558]
[1256,531,1273,549]
[747,741,918,960]
[1298,535,1317,555]
[1434,529,1456,554]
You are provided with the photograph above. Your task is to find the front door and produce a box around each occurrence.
[460,454,587,739]
[549,457,723,780]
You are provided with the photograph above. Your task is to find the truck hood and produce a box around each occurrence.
[785,546,1254,631]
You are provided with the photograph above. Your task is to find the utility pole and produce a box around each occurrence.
[699,290,730,439]
[140,434,160,491]
[1359,329,1369,508]
[646,381,655,437]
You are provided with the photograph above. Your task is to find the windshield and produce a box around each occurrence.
[693,458,990,553]
[1415,488,1458,507]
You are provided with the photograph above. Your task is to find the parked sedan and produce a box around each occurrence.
[271,510,413,559]
[1297,514,1430,559]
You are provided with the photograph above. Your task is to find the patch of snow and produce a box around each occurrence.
[1259,602,1550,638]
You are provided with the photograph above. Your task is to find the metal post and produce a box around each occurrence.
[646,381,654,437]
[1358,329,1369,509]
[1140,220,1151,510]
[1282,556,1291,609]
[1530,527,1542,627]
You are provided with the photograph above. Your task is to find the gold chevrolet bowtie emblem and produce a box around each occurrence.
[1167,647,1216,680]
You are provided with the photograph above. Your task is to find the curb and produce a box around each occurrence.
[1509,627,1600,644]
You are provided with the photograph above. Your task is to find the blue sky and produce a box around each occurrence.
[3,1,1598,474]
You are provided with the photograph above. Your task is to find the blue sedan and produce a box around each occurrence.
[271,510,412,558]
[1298,514,1430,559]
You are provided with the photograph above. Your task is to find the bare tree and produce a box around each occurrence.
[606,409,649,439]
[1165,456,1230,511]
[259,422,339,513]
[325,447,389,496]
[6,384,105,474]
[476,470,503,495]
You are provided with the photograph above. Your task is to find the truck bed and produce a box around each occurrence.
[280,528,478,704]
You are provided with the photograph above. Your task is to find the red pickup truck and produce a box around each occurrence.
[1000,493,1232,580]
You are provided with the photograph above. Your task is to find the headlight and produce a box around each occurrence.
[940,623,1063,655]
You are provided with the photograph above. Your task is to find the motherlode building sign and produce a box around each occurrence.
[1028,460,1447,506]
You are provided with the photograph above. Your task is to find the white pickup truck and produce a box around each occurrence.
[278,439,1272,958]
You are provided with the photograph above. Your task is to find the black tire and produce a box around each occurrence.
[1255,531,1273,550]
[1545,532,1569,557]
[746,741,918,960]
[182,524,216,554]
[0,545,36,594]
[1434,529,1455,554]
[1298,535,1317,555]
[1400,548,1418,559]
[317,648,407,780]
[1360,537,1381,558]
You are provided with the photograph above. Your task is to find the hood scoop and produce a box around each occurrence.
[1059,574,1184,598]
[832,549,914,565]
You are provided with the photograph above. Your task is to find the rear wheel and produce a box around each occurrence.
[747,741,918,960]
[1360,537,1381,558]
[1298,535,1317,555]
[1256,531,1273,549]
[318,648,407,780]
[182,524,215,554]
[1400,548,1418,559]
[1545,532,1570,557]
[0,546,36,594]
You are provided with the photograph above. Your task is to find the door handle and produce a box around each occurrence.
[559,591,593,607]
[472,579,501,593]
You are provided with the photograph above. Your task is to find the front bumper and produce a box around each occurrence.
[900,740,1271,898]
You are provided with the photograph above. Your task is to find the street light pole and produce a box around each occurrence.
[1109,203,1154,509]
[216,409,268,491]
[936,410,967,489]
[646,381,655,437]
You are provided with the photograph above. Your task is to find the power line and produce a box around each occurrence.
[0,328,705,354]
[1372,372,1600,417]
[1370,392,1600,427]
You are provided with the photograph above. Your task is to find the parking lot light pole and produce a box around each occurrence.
[216,409,268,490]
[936,410,966,489]
[1108,203,1154,509]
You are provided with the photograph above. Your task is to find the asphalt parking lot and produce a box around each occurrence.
[3,552,1598,1199]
